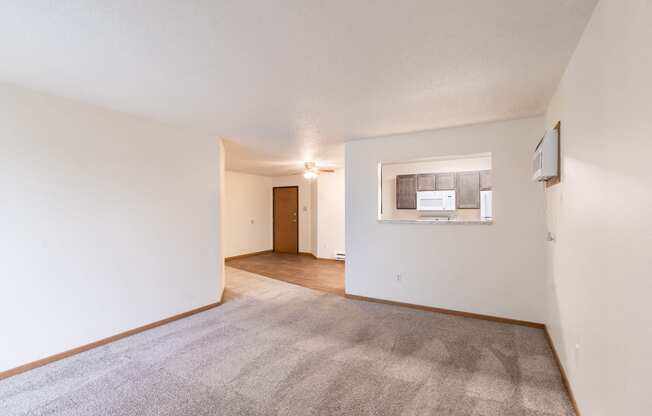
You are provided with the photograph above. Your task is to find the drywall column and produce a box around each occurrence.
[311,178,319,256]
[316,169,345,259]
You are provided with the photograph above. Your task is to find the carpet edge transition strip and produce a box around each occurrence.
[0,302,221,381]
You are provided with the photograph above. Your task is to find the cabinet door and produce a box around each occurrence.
[456,171,480,208]
[416,174,435,191]
[436,173,456,190]
[396,174,417,209]
[480,170,492,190]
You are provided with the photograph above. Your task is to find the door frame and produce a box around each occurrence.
[272,186,299,254]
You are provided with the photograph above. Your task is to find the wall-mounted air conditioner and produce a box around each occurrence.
[532,128,559,181]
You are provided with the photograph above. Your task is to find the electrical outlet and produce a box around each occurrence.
[395,273,402,282]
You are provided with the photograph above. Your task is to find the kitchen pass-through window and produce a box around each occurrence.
[378,153,493,223]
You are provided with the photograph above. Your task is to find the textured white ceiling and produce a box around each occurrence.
[0,1,596,175]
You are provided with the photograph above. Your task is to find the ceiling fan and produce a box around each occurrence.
[303,161,334,179]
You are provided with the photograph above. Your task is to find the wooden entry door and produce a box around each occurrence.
[273,186,299,253]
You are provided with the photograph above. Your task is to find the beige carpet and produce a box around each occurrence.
[0,267,575,415]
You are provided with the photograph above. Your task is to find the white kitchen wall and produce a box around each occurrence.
[346,116,547,322]
[0,83,224,372]
[543,1,652,414]
[271,175,313,253]
[316,169,345,259]
[224,171,273,257]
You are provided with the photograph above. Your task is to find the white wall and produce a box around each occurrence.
[224,171,273,257]
[216,140,226,298]
[311,179,319,256]
[0,83,224,372]
[346,116,547,322]
[316,169,345,259]
[381,156,491,221]
[543,1,652,414]
[271,175,313,253]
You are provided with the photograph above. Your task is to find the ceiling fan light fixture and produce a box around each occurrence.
[303,170,318,179]
[303,161,319,179]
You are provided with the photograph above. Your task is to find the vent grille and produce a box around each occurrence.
[533,150,543,172]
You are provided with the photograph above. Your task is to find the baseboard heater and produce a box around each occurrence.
[334,251,345,261]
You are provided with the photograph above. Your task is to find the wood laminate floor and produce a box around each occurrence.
[225,252,345,296]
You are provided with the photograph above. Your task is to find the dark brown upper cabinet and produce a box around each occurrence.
[480,170,492,190]
[416,174,435,191]
[435,172,456,190]
[396,174,417,209]
[456,171,480,209]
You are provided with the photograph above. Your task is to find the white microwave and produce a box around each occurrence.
[416,190,456,213]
